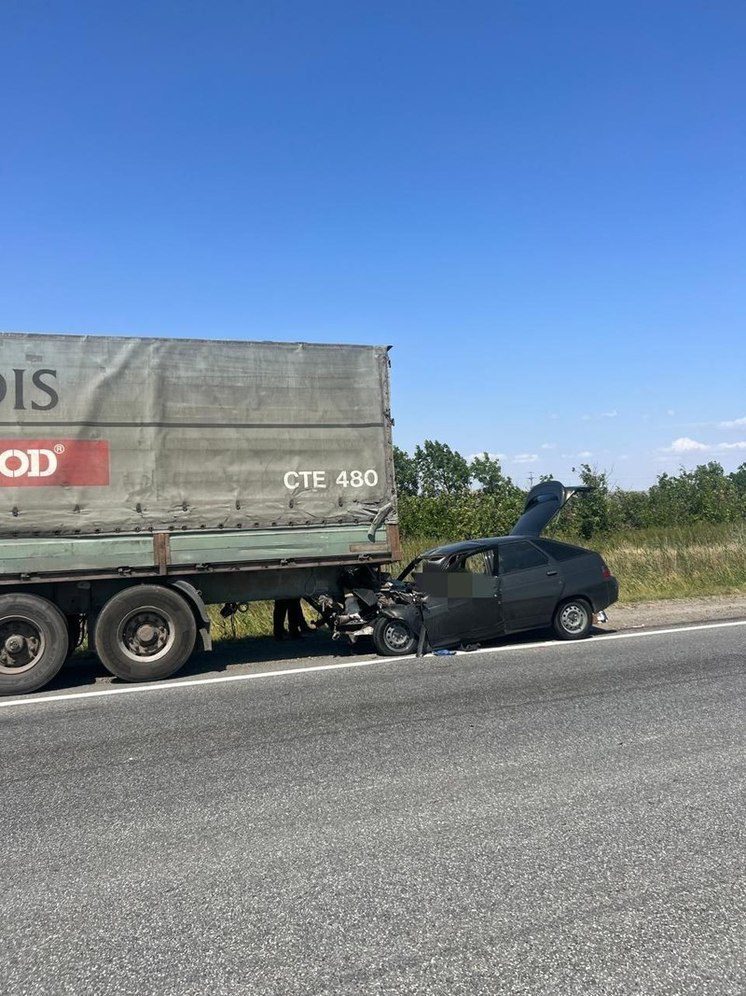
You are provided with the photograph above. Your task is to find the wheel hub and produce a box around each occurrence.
[560,604,586,633]
[384,622,410,649]
[120,611,171,659]
[136,623,157,645]
[0,619,44,673]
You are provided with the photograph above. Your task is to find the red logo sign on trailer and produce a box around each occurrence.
[0,440,110,487]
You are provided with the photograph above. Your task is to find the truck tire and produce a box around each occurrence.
[372,616,417,656]
[0,593,69,696]
[94,585,197,683]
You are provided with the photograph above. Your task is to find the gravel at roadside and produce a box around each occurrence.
[604,593,746,630]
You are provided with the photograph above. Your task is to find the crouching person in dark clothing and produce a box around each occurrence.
[273,598,312,640]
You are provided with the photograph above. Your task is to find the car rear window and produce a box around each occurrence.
[499,541,549,573]
[537,539,588,562]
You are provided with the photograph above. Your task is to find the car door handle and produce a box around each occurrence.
[546,570,558,576]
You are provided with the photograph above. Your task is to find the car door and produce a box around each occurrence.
[418,549,504,647]
[497,540,564,632]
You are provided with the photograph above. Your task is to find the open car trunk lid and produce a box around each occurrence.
[509,480,592,537]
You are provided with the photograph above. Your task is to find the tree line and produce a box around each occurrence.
[394,441,746,540]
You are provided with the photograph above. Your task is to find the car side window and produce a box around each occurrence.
[499,541,549,574]
[463,552,489,574]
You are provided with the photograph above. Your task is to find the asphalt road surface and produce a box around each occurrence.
[2,621,745,996]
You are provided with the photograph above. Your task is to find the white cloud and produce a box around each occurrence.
[577,450,593,458]
[664,436,746,454]
[583,410,618,422]
[512,453,539,464]
[666,437,709,453]
[718,416,746,429]
[540,442,556,450]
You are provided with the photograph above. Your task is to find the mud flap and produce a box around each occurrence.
[169,580,212,651]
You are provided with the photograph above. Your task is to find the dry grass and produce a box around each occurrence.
[595,523,746,602]
[207,522,746,641]
[207,600,277,642]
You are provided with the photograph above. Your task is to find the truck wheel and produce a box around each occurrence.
[372,616,417,656]
[94,585,197,682]
[0,593,69,696]
[552,598,592,640]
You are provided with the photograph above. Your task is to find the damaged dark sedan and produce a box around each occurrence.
[313,481,619,656]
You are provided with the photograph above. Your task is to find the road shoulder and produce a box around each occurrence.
[608,593,746,629]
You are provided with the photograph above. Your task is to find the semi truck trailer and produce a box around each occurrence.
[0,332,399,696]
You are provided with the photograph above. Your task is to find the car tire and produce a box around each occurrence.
[372,616,417,656]
[94,585,197,682]
[553,598,593,640]
[0,593,69,696]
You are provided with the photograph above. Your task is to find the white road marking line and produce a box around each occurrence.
[1,618,745,711]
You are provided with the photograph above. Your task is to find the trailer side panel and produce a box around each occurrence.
[0,334,395,538]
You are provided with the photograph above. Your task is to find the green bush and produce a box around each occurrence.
[393,445,746,542]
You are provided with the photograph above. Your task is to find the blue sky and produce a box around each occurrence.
[2,1,744,488]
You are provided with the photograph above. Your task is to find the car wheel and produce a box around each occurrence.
[372,616,417,656]
[94,585,197,682]
[0,593,69,696]
[553,598,592,640]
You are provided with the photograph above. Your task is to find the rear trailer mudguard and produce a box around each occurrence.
[168,580,212,651]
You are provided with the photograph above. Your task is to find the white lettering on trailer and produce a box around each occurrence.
[0,448,57,478]
[283,470,328,490]
[283,469,378,490]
